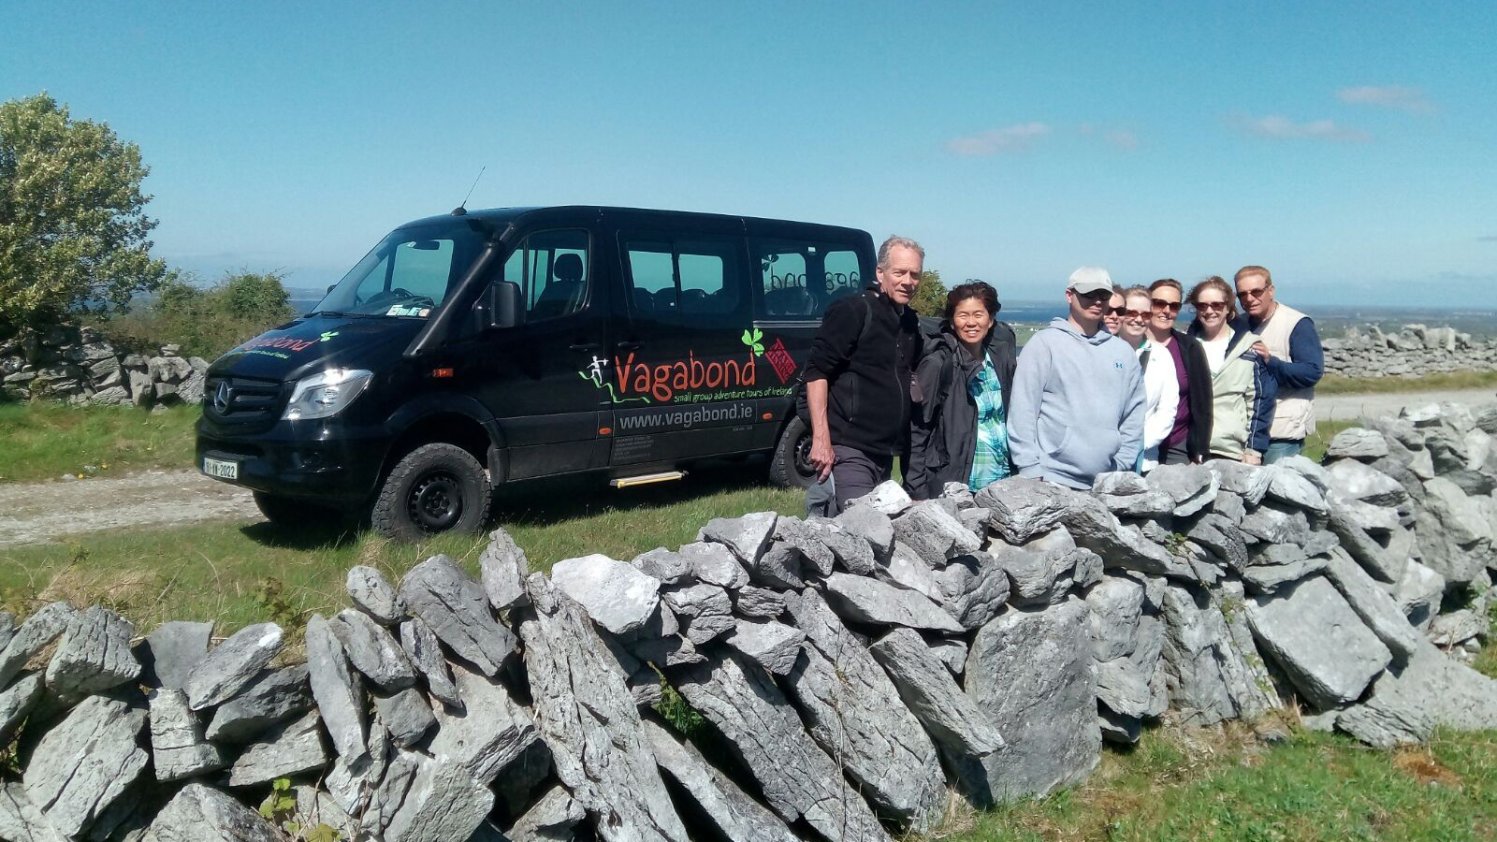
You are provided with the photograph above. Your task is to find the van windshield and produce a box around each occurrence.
[312,222,490,317]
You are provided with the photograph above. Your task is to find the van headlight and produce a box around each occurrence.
[282,369,374,420]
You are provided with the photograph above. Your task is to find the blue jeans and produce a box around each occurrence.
[1263,439,1303,464]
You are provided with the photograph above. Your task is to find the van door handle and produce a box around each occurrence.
[569,342,602,352]
[615,341,641,352]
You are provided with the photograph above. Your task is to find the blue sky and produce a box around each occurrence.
[4,2,1495,306]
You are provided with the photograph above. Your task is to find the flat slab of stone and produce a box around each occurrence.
[697,511,778,566]
[138,620,212,690]
[0,602,74,689]
[642,721,799,842]
[632,547,692,585]
[399,616,461,708]
[24,695,148,839]
[520,573,688,842]
[1327,428,1390,460]
[1160,582,1276,725]
[823,572,964,633]
[479,528,531,611]
[870,627,1004,757]
[374,686,438,748]
[205,664,312,743]
[846,480,912,516]
[428,662,538,785]
[228,710,329,786]
[347,565,407,624]
[0,673,44,745]
[0,781,66,842]
[1327,459,1408,507]
[149,688,227,782]
[679,541,750,589]
[551,553,661,635]
[676,653,892,842]
[977,477,1078,543]
[139,783,282,842]
[834,504,895,560]
[805,519,876,575]
[783,590,946,829]
[1245,575,1393,709]
[936,551,1012,628]
[500,784,586,842]
[1145,463,1220,517]
[956,599,1099,806]
[724,619,803,675]
[383,753,496,842]
[1322,549,1420,661]
[892,500,981,564]
[305,613,368,763]
[400,554,517,676]
[184,621,284,710]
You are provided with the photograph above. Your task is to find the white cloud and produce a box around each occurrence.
[1337,85,1434,113]
[947,122,1051,156]
[1236,115,1370,143]
[1104,129,1138,151]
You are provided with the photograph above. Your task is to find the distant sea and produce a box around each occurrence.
[287,291,1497,341]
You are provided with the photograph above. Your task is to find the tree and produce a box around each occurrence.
[0,93,169,332]
[912,269,948,319]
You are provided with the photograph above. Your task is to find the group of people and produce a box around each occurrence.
[802,236,1324,512]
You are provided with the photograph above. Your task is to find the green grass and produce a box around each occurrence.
[1303,419,1355,462]
[934,725,1497,841]
[1317,370,1497,395]
[0,402,198,482]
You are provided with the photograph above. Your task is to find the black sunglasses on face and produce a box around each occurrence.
[1106,306,1127,316]
[1150,298,1182,313]
[1195,301,1229,312]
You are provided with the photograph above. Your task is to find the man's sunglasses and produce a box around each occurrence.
[1150,298,1182,313]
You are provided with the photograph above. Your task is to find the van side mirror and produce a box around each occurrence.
[481,281,525,330]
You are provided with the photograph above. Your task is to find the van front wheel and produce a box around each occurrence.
[372,443,491,541]
[768,417,818,489]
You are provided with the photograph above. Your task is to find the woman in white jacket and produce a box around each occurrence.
[1118,286,1178,471]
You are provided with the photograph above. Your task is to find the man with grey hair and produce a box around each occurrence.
[1008,266,1146,489]
[803,235,924,511]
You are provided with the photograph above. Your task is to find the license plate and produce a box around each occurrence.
[202,457,239,481]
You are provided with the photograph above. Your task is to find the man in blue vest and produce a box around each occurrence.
[1234,265,1323,463]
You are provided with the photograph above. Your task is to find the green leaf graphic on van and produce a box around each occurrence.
[741,328,765,356]
[319,331,339,342]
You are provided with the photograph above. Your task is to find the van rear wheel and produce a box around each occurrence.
[372,443,491,541]
[768,417,817,489]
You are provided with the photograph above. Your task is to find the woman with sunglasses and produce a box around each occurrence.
[905,281,1017,498]
[1121,286,1177,471]
[1102,284,1127,335]
[1145,278,1212,466]
[1186,276,1274,464]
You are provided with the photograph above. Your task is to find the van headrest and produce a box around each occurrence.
[554,253,584,282]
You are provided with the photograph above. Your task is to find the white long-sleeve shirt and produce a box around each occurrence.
[1138,341,1180,472]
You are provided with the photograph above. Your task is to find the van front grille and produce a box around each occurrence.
[203,375,285,425]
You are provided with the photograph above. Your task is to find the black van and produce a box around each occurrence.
[197,206,875,539]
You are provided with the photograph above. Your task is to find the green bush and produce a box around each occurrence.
[102,270,295,360]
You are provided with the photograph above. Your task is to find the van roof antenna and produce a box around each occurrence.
[452,166,485,216]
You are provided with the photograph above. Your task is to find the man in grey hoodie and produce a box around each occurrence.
[1008,267,1146,489]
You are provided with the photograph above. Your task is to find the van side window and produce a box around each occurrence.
[502,229,590,321]
[623,236,744,321]
[752,240,865,320]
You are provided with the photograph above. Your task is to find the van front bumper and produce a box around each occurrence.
[195,416,389,507]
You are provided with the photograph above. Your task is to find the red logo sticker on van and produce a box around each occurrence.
[763,338,797,385]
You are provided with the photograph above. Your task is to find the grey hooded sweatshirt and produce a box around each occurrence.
[1008,318,1146,489]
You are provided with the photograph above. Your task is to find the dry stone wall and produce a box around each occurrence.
[0,324,207,407]
[1323,324,1497,378]
[2,403,1497,840]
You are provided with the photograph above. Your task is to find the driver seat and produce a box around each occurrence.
[532,253,586,319]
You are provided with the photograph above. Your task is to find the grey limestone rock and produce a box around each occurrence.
[0,781,65,842]
[824,572,964,633]
[479,528,531,611]
[679,541,750,589]
[772,516,836,577]
[1213,489,1247,524]
[1327,427,1390,460]
[662,583,733,645]
[305,613,368,763]
[383,753,496,842]
[149,688,227,782]
[1327,459,1409,507]
[0,602,74,689]
[732,585,787,620]
[944,481,977,507]
[749,541,805,590]
[935,551,1012,628]
[892,499,982,564]
[989,544,1079,608]
[1264,464,1328,515]
[1392,559,1445,630]
[977,476,1077,542]
[1337,640,1497,747]
[676,653,892,842]
[834,503,895,560]
[1209,459,1272,505]
[1428,609,1489,647]
[1059,500,1195,580]
[1086,576,1147,663]
[399,616,461,708]
[1327,494,1411,582]
[500,784,587,842]
[550,553,661,636]
[1160,581,1277,725]
[1322,548,1421,661]
[642,721,799,842]
[1277,454,1332,492]
[139,783,282,842]
[697,511,778,567]
[632,547,692,585]
[1186,512,1249,571]
[847,479,912,516]
[782,589,946,829]
[347,564,406,624]
[870,626,1005,757]
[957,598,1100,805]
[1239,504,1311,546]
[1092,471,1150,497]
[205,664,312,743]
[1246,575,1392,709]
[1241,546,1327,595]
[428,662,538,785]
[332,608,417,691]
[520,573,688,842]
[724,619,804,675]
[44,604,140,697]
[0,673,44,745]
[803,518,876,575]
[1146,462,1220,517]
[374,686,438,748]
[400,554,518,676]
[228,710,329,786]
[184,621,283,710]
[878,541,943,601]
[138,620,212,690]
[1418,477,1494,584]
[0,613,16,658]
[930,637,969,675]
[24,695,147,839]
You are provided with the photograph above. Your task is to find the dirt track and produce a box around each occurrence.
[1,387,1493,550]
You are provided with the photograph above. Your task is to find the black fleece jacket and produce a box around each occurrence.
[1170,328,1215,462]
[803,289,921,456]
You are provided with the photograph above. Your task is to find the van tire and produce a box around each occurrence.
[768,417,818,489]
[372,443,491,541]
